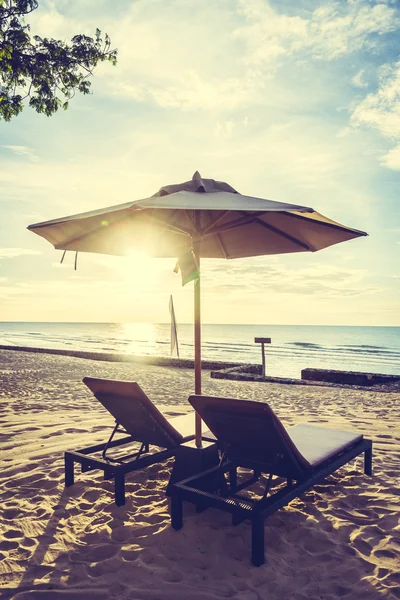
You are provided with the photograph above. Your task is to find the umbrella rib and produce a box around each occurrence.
[53,229,106,251]
[208,212,266,234]
[216,233,228,258]
[252,216,313,251]
[201,211,230,235]
[184,209,196,229]
[141,213,193,236]
[52,213,191,252]
[279,211,368,236]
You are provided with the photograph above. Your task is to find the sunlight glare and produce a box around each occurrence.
[120,250,160,287]
[121,322,157,355]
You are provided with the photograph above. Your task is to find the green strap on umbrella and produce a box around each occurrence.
[174,249,200,286]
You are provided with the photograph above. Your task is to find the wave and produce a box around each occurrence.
[341,344,387,350]
[1,322,399,377]
[290,342,322,348]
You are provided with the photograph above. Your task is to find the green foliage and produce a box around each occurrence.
[0,0,117,121]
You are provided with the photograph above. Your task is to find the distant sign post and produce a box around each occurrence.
[254,337,271,378]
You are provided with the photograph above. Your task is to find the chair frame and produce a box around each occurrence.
[171,437,372,566]
[64,378,213,507]
[65,422,183,506]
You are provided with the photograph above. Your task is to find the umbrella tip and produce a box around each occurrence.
[192,171,202,180]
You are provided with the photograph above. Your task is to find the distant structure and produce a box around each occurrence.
[169,295,179,358]
[254,337,271,377]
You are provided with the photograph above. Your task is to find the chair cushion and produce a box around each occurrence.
[287,424,363,468]
[189,395,311,476]
[168,412,215,442]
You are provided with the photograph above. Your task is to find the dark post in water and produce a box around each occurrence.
[254,337,271,378]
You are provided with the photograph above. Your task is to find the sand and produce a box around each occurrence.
[0,348,399,599]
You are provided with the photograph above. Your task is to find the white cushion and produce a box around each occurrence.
[168,412,214,441]
[286,423,363,468]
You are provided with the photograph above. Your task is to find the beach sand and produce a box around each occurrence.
[0,349,399,599]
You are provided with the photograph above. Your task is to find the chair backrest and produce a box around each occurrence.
[83,377,183,449]
[189,395,311,478]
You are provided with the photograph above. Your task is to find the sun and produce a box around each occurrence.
[119,250,163,288]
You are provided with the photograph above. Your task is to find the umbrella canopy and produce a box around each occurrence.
[28,172,367,445]
[28,171,366,259]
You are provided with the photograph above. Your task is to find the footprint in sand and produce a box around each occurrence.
[41,431,63,439]
[376,567,390,578]
[3,529,22,540]
[2,508,21,520]
[385,470,399,477]
[64,428,88,434]
[120,547,140,561]
[0,540,19,551]
[82,489,102,503]
[78,501,94,511]
[21,537,37,548]
[48,468,64,478]
[71,543,120,564]
[374,548,396,559]
[352,537,372,556]
[87,557,122,577]
[336,510,378,525]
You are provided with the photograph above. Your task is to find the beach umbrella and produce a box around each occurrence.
[28,171,367,445]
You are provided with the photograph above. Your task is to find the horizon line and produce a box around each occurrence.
[0,321,398,328]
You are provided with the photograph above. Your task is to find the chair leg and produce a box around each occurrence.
[64,453,74,487]
[251,512,265,566]
[114,471,125,506]
[364,446,372,476]
[229,466,237,492]
[171,494,183,530]
[218,471,230,497]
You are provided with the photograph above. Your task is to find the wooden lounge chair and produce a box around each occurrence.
[64,377,214,506]
[170,395,373,566]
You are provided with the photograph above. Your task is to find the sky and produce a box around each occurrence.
[0,0,399,326]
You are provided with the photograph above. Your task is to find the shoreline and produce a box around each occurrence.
[1,344,399,393]
[0,344,241,371]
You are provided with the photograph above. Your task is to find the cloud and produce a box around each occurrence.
[2,0,398,326]
[201,259,377,299]
[351,69,368,88]
[380,144,400,170]
[29,0,398,113]
[110,72,266,111]
[108,0,398,111]
[0,248,41,259]
[1,146,38,161]
[352,60,400,169]
[235,0,398,65]
[352,61,400,138]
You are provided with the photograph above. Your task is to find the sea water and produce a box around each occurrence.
[0,322,399,379]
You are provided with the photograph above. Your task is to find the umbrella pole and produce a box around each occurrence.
[194,249,202,447]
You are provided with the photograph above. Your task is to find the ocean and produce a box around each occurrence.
[0,322,399,379]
